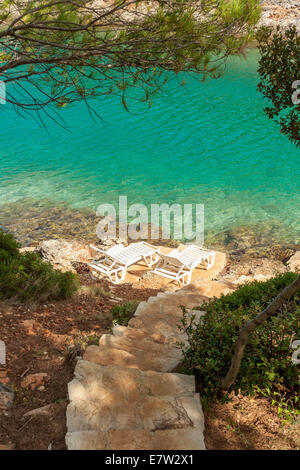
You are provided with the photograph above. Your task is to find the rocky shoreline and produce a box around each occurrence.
[20,235,300,289]
[1,199,299,276]
[259,1,300,31]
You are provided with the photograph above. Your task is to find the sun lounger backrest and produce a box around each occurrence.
[178,246,214,269]
[160,253,189,269]
[106,244,124,255]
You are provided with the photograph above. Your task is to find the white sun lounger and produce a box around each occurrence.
[88,241,160,284]
[152,245,215,287]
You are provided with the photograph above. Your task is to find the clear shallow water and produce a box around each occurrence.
[0,49,299,243]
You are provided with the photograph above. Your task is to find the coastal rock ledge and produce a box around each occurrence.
[258,1,300,31]
[217,257,288,285]
[21,239,94,273]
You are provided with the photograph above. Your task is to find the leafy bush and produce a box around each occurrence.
[0,230,79,302]
[179,272,300,414]
[0,229,20,262]
[111,300,139,326]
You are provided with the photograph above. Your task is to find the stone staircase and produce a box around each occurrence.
[66,277,232,450]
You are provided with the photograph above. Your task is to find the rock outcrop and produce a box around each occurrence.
[20,238,127,273]
[258,1,300,32]
[24,239,95,272]
[217,257,287,285]
[287,251,300,272]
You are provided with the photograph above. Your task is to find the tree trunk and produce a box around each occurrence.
[221,274,300,390]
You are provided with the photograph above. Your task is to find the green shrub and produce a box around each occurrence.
[179,273,300,414]
[0,230,79,302]
[111,300,139,326]
[0,230,20,263]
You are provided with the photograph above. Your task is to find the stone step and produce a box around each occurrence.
[129,308,205,341]
[84,344,181,372]
[100,332,182,360]
[66,360,204,440]
[146,295,161,303]
[112,325,167,345]
[67,388,203,434]
[150,293,206,309]
[129,314,184,341]
[99,334,183,372]
[66,426,205,450]
[156,291,172,298]
[84,345,141,369]
[133,301,147,316]
[132,302,185,321]
[132,295,206,319]
[71,360,195,399]
[134,300,182,314]
[112,323,191,348]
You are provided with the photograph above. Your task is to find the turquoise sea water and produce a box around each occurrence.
[0,49,299,242]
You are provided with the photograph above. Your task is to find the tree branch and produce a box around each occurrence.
[221,274,300,390]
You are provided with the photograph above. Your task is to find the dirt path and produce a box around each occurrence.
[204,393,299,450]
